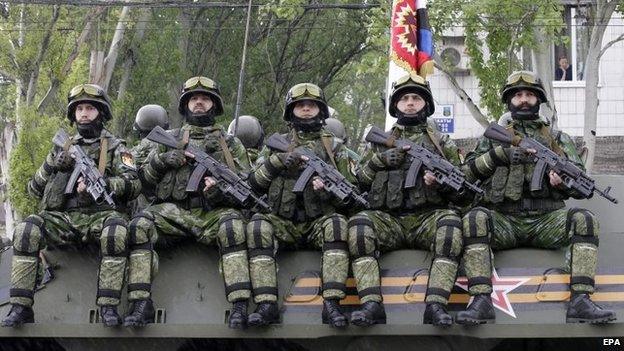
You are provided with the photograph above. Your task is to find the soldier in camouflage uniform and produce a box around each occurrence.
[351,74,467,326]
[458,71,616,324]
[124,77,253,329]
[2,84,141,327]
[129,104,170,215]
[324,117,361,163]
[228,115,264,165]
[247,83,360,328]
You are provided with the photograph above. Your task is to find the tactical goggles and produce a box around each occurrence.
[289,83,323,99]
[68,84,105,99]
[392,73,426,88]
[183,76,218,92]
[506,71,539,85]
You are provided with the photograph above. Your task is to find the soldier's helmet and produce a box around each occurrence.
[324,118,347,142]
[67,84,112,123]
[228,115,264,149]
[134,104,169,134]
[389,73,435,117]
[501,70,548,104]
[178,76,224,116]
[283,83,330,121]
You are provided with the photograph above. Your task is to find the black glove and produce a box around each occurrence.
[53,151,75,172]
[504,146,534,165]
[271,151,303,170]
[157,150,186,169]
[377,147,406,168]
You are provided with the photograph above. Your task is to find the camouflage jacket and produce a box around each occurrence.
[249,128,359,222]
[141,123,250,208]
[356,121,463,215]
[29,129,140,212]
[463,118,584,213]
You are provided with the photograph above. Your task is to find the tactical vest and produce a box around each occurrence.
[41,131,122,212]
[267,131,339,222]
[154,125,236,207]
[368,126,446,213]
[483,123,567,212]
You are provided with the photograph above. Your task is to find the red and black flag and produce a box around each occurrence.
[390,0,434,77]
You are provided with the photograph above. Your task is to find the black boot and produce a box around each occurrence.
[350,301,386,327]
[247,302,280,327]
[566,293,617,324]
[322,299,348,328]
[1,304,34,327]
[124,299,155,327]
[456,294,496,325]
[228,300,248,329]
[100,305,122,327]
[423,302,453,326]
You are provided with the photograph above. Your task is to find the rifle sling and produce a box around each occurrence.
[425,127,447,161]
[218,134,236,170]
[321,135,338,169]
[98,137,108,175]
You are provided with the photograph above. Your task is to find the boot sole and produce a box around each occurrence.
[1,319,34,328]
[456,317,495,325]
[124,318,155,328]
[423,319,453,327]
[247,316,280,327]
[351,317,386,327]
[322,315,348,328]
[566,316,617,324]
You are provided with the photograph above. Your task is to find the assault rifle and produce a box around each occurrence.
[484,122,618,204]
[265,133,369,209]
[146,126,271,212]
[365,126,484,195]
[52,129,115,207]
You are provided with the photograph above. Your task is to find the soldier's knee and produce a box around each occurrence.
[462,207,492,246]
[100,217,129,257]
[246,213,274,257]
[567,208,599,239]
[13,215,45,254]
[347,215,376,258]
[322,214,348,243]
[128,211,156,248]
[217,212,246,250]
[435,215,463,258]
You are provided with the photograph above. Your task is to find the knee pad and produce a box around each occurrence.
[218,213,246,254]
[566,208,599,240]
[462,207,492,246]
[128,211,156,248]
[246,214,274,258]
[13,215,45,255]
[435,215,463,259]
[322,214,348,251]
[101,217,128,257]
[348,215,376,258]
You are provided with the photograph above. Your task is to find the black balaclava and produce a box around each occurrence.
[508,98,540,120]
[291,101,326,132]
[75,104,105,139]
[396,108,430,126]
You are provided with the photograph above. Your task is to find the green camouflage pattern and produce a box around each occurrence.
[129,138,160,215]
[462,119,599,295]
[11,210,128,307]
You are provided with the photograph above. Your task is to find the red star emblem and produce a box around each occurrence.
[456,268,530,318]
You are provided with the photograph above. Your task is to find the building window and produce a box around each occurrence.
[554,6,591,82]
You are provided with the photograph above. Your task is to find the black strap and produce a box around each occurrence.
[225,282,252,295]
[570,276,595,287]
[322,282,346,293]
[570,235,599,246]
[97,289,122,299]
[437,218,462,229]
[331,215,343,242]
[219,214,241,247]
[221,243,247,255]
[264,158,282,178]
[42,161,55,174]
[10,288,34,299]
[103,217,126,227]
[441,225,455,258]
[249,248,274,258]
[323,241,348,252]
[13,249,38,257]
[127,283,151,293]
[358,287,381,298]
[348,217,373,228]
[464,236,490,246]
[130,242,153,251]
[23,215,44,228]
[426,287,451,300]
[488,147,507,167]
[468,276,492,287]
[253,287,279,297]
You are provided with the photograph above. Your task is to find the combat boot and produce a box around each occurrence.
[228,300,248,329]
[1,304,34,327]
[322,299,348,328]
[456,294,496,325]
[100,305,122,327]
[423,302,452,326]
[124,299,155,327]
[350,301,386,327]
[566,293,617,324]
[247,302,280,327]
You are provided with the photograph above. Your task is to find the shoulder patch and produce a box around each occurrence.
[121,151,136,170]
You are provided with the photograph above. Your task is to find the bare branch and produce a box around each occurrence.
[599,32,624,60]
[26,5,60,106]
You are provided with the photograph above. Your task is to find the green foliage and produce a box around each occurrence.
[8,107,65,216]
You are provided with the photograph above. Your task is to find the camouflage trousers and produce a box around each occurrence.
[246,212,348,303]
[10,210,128,307]
[462,207,599,295]
[349,209,463,305]
[127,203,251,302]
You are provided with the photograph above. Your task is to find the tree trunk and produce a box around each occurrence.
[531,28,558,127]
[99,6,130,92]
[0,122,16,239]
[117,8,150,100]
[25,5,60,106]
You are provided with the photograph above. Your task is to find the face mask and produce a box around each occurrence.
[292,116,323,132]
[508,101,540,120]
[395,106,429,126]
[185,109,216,127]
[76,118,104,139]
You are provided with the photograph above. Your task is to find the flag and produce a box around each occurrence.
[390,0,434,78]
